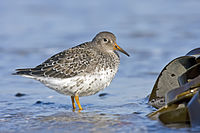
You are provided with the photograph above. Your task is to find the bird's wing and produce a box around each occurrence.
[15,43,99,78]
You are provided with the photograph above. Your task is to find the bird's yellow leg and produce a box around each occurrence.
[71,96,76,110]
[75,96,83,110]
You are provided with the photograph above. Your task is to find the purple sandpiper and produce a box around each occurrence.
[13,31,129,110]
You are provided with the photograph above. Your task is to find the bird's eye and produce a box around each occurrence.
[103,38,108,43]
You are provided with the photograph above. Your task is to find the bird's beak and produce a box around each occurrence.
[114,43,130,56]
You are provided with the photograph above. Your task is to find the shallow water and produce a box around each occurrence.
[1,0,200,132]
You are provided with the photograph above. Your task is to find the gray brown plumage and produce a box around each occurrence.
[14,31,129,110]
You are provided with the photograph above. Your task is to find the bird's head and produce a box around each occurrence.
[92,31,130,57]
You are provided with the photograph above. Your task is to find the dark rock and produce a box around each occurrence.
[99,93,109,97]
[15,93,26,97]
[34,101,54,105]
[148,56,196,109]
[148,48,200,127]
[187,91,200,127]
[186,48,200,56]
[35,101,42,104]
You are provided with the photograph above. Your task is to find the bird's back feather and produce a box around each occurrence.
[13,42,102,79]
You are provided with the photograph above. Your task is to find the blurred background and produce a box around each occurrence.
[0,0,200,132]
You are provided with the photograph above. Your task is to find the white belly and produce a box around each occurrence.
[33,68,117,97]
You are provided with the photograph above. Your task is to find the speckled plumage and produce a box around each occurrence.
[14,31,129,110]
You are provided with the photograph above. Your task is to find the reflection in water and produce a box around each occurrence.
[40,112,121,131]
[0,100,152,132]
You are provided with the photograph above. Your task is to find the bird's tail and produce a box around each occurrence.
[12,68,33,76]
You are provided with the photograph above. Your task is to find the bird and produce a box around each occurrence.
[13,31,130,110]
